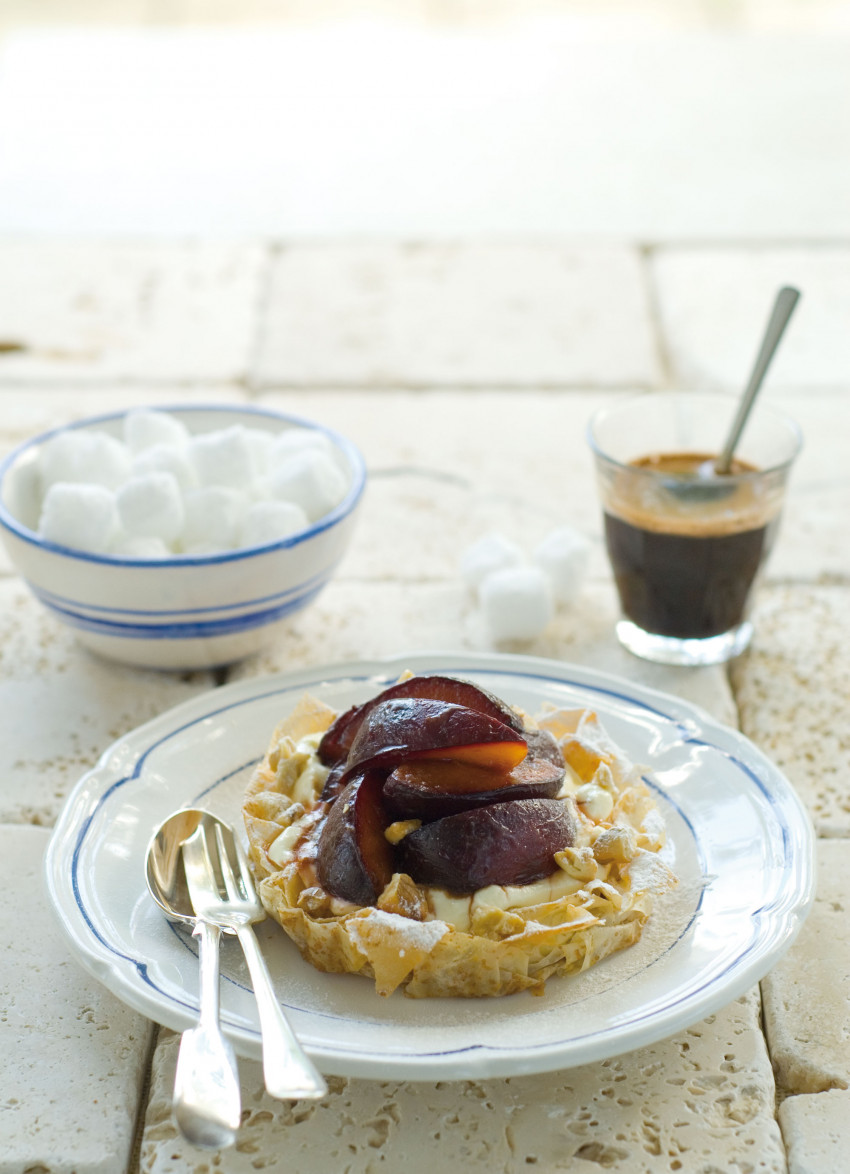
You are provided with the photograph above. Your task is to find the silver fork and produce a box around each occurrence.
[181,812,328,1101]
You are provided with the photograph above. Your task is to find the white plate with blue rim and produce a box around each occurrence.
[45,652,815,1081]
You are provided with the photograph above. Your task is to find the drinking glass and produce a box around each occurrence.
[588,392,801,666]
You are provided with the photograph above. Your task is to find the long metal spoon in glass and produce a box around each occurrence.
[666,284,801,502]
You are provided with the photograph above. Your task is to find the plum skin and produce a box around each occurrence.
[316,771,393,906]
[341,697,527,783]
[317,673,525,765]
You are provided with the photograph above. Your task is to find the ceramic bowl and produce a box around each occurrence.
[0,403,366,669]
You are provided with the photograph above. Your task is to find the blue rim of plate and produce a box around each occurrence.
[45,652,816,1079]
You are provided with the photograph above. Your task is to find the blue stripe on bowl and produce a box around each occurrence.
[27,561,336,619]
[35,579,327,639]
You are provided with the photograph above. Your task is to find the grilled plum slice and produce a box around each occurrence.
[340,698,527,784]
[316,770,393,906]
[319,758,348,802]
[317,674,524,766]
[383,756,565,820]
[397,798,577,893]
[523,727,564,768]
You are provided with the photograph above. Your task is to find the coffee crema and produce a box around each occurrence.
[603,451,780,640]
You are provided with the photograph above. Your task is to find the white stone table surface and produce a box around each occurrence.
[0,239,847,1174]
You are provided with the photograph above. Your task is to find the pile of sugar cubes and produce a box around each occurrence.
[461,527,590,642]
[28,409,349,557]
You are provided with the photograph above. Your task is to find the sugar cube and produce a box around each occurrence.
[189,425,257,490]
[241,428,276,482]
[268,449,347,522]
[533,526,591,605]
[180,486,248,552]
[116,472,184,544]
[268,428,333,464]
[39,429,131,492]
[110,532,172,559]
[124,409,191,453]
[4,457,42,531]
[460,531,524,592]
[479,566,553,642]
[38,482,119,554]
[132,443,197,492]
[238,501,309,548]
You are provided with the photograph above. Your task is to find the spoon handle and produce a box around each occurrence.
[235,923,328,1100]
[172,920,242,1150]
[715,285,800,473]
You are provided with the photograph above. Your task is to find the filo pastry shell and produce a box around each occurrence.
[242,692,675,998]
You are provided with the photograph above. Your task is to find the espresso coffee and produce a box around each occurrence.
[603,452,778,640]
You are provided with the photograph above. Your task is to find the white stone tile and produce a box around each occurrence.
[228,578,737,727]
[0,239,266,382]
[729,586,850,836]
[780,1090,850,1174]
[762,840,850,1095]
[0,824,152,1174]
[651,247,850,391]
[140,991,783,1172]
[254,245,661,388]
[767,390,850,582]
[0,579,216,824]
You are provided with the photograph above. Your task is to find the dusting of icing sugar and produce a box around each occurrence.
[627,849,677,895]
[641,808,666,842]
[349,908,450,953]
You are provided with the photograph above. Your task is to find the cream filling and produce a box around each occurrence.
[428,869,589,932]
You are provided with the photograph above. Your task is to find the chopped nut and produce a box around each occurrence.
[592,761,616,792]
[384,818,422,845]
[554,845,598,881]
[593,824,639,864]
[297,886,334,917]
[470,903,526,939]
[244,791,295,824]
[377,872,428,920]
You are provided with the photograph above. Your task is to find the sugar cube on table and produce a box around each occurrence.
[268,450,347,522]
[123,409,191,453]
[116,472,185,545]
[189,425,258,491]
[180,486,248,553]
[238,501,309,548]
[479,566,554,641]
[38,429,131,492]
[533,526,591,606]
[460,531,525,592]
[38,482,119,554]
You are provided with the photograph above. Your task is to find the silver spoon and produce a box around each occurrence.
[146,809,241,1151]
[665,285,801,500]
[179,810,327,1102]
[714,284,800,474]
